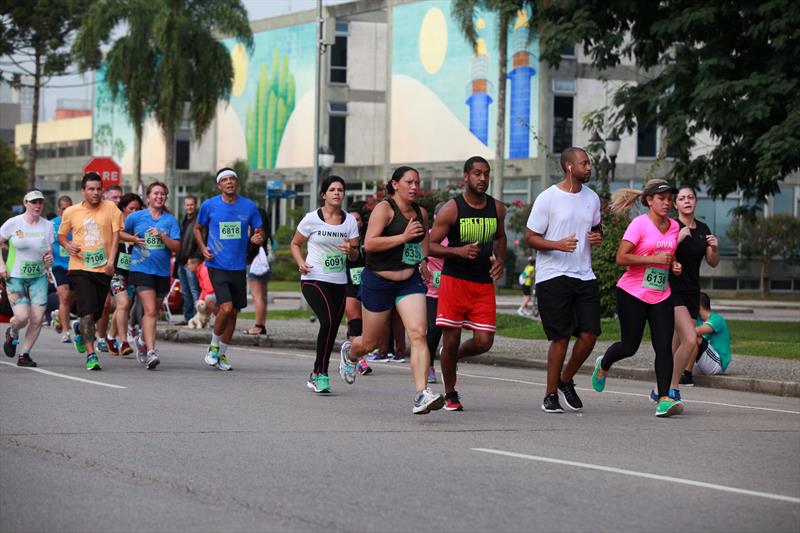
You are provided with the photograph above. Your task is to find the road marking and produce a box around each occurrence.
[471,448,800,504]
[0,361,127,389]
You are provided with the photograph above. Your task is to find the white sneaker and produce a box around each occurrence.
[146,350,160,370]
[135,337,147,364]
[204,345,219,366]
[216,353,232,371]
[517,308,526,316]
[413,388,445,415]
[338,341,357,384]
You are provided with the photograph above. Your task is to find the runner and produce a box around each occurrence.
[290,176,360,393]
[109,193,142,358]
[96,188,123,354]
[525,147,602,413]
[244,205,272,335]
[194,167,263,371]
[668,184,719,389]
[591,179,684,417]
[58,172,123,371]
[343,204,372,376]
[0,190,55,367]
[50,195,73,343]
[339,166,444,414]
[424,202,447,384]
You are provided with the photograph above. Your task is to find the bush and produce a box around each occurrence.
[274,224,294,245]
[593,211,629,317]
[269,247,300,282]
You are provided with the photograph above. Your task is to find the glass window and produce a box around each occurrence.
[770,279,792,291]
[559,43,575,57]
[738,279,760,290]
[329,35,347,84]
[329,115,346,163]
[696,197,738,255]
[712,278,737,290]
[175,139,189,170]
[552,95,573,154]
[637,119,657,158]
[772,186,795,215]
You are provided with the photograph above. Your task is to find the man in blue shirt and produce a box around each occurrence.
[194,168,264,370]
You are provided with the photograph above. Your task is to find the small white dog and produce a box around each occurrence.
[187,299,210,329]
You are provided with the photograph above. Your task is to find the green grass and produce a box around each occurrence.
[239,309,311,320]
[268,280,302,292]
[495,315,800,360]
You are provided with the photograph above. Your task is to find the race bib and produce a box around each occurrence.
[145,230,165,250]
[323,252,346,274]
[432,270,441,288]
[19,260,44,279]
[83,248,108,269]
[642,266,668,291]
[349,266,364,285]
[402,242,424,265]
[116,252,131,270]
[219,221,242,240]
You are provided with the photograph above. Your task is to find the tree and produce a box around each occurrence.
[453,0,525,199]
[533,0,800,211]
[0,0,91,189]
[728,214,800,297]
[0,139,28,222]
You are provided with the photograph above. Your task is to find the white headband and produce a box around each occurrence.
[216,169,238,183]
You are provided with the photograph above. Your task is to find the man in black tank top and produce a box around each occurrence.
[429,156,507,411]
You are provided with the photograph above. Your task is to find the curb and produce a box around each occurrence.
[157,328,800,398]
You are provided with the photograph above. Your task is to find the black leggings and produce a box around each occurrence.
[301,280,346,375]
[601,287,674,397]
[426,296,442,363]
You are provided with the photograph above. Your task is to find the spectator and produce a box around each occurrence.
[687,292,731,377]
[517,256,535,316]
[174,196,201,325]
[244,206,272,335]
[187,256,217,316]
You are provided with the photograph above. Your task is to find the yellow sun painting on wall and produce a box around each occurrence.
[419,7,447,74]
[231,43,249,97]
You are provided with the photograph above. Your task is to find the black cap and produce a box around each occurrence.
[643,179,677,196]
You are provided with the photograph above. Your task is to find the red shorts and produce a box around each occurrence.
[435,274,496,332]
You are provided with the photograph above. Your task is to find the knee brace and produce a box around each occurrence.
[347,318,363,338]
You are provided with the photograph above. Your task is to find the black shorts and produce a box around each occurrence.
[208,268,247,310]
[346,282,360,300]
[129,271,171,299]
[52,266,69,287]
[68,270,111,321]
[672,291,699,319]
[536,276,601,341]
[521,284,532,296]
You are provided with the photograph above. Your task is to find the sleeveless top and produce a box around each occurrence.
[365,198,426,271]
[442,194,498,284]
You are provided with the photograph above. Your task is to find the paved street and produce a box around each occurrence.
[2,333,799,532]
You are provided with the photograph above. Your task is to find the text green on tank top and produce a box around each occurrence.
[459,217,497,243]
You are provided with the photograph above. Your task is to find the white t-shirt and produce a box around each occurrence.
[0,215,55,279]
[297,209,360,284]
[526,184,601,284]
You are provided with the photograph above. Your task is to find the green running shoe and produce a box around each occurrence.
[591,355,606,392]
[315,374,330,393]
[86,353,102,371]
[72,320,86,355]
[204,345,219,366]
[655,397,684,417]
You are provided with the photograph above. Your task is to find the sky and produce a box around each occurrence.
[33,0,348,120]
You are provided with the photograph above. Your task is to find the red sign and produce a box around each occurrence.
[83,157,122,189]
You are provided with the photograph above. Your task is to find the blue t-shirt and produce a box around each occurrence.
[197,195,262,271]
[124,209,180,277]
[51,217,71,270]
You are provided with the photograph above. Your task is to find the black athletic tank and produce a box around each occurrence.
[442,194,498,284]
[365,198,426,271]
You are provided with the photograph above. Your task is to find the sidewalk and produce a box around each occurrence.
[157,316,800,398]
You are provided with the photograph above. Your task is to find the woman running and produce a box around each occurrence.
[290,176,360,393]
[344,204,373,376]
[591,179,684,417]
[339,166,445,414]
[424,202,448,384]
[122,182,180,369]
[108,193,143,357]
[667,184,719,390]
[50,195,73,343]
[0,190,55,367]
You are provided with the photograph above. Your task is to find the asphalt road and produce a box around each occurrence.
[1,332,799,532]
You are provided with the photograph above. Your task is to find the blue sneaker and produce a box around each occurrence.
[71,320,86,354]
[86,353,101,371]
[650,388,681,402]
[591,355,606,392]
[96,338,109,353]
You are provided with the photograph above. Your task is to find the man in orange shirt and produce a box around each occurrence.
[58,172,123,370]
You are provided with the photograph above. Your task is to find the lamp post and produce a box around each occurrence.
[588,129,621,202]
[317,147,334,207]
[605,129,621,182]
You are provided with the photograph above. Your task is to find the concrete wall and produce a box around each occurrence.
[15,115,92,150]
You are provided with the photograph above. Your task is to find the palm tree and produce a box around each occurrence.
[72,0,253,205]
[452,0,525,199]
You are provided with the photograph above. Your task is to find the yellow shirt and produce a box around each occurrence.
[58,200,123,272]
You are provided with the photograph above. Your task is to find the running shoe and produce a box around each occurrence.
[591,355,606,392]
[107,337,120,356]
[17,353,37,367]
[427,366,437,384]
[655,397,684,417]
[119,341,133,356]
[516,308,526,317]
[216,353,233,371]
[306,373,331,393]
[541,393,564,413]
[413,388,445,414]
[387,352,406,363]
[306,373,318,390]
[357,358,372,376]
[444,390,464,411]
[4,327,18,358]
[649,388,681,403]
[86,353,101,371]
[96,338,109,353]
[51,311,61,333]
[60,332,71,344]
[679,372,694,387]
[146,349,160,370]
[204,345,219,366]
[338,340,357,384]
[136,335,147,357]
[557,380,583,411]
[71,320,86,355]
[365,350,388,362]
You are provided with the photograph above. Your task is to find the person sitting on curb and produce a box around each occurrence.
[187,256,217,318]
[682,292,731,382]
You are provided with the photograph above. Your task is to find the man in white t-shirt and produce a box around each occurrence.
[525,147,603,413]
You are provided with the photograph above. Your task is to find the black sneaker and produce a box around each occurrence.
[541,393,564,413]
[4,327,17,358]
[17,353,37,367]
[679,372,694,387]
[557,380,583,411]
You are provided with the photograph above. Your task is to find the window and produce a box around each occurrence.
[711,278,737,290]
[770,279,793,291]
[772,186,796,215]
[328,102,347,163]
[552,95,573,154]
[329,28,348,84]
[738,279,760,290]
[559,43,576,58]
[637,118,657,158]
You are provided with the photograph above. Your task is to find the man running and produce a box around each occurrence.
[526,147,602,413]
[50,195,74,343]
[429,156,507,411]
[194,168,263,371]
[58,172,123,370]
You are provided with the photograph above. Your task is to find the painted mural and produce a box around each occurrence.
[391,1,539,164]
[92,65,132,166]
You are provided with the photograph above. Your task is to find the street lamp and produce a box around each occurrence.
[605,129,620,182]
[317,146,334,206]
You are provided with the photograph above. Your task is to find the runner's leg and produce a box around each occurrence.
[670,305,697,389]
[394,293,430,392]
[137,289,158,351]
[56,284,72,336]
[561,332,597,383]
[648,298,675,398]
[20,305,46,353]
[349,307,391,358]
[601,288,647,371]
[439,327,461,393]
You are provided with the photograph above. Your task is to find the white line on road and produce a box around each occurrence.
[0,361,127,389]
[471,447,800,504]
